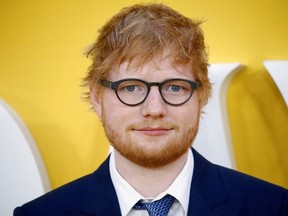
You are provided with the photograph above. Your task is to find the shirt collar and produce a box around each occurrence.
[109,148,194,216]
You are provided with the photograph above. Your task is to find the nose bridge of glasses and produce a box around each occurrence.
[146,82,163,95]
[144,82,166,106]
[147,81,161,87]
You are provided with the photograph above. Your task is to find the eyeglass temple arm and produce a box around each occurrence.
[99,80,112,88]
[195,81,201,89]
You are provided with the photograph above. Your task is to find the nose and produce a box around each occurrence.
[140,86,167,118]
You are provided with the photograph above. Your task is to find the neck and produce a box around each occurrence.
[114,150,189,198]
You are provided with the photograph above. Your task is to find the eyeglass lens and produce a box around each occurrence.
[116,79,194,106]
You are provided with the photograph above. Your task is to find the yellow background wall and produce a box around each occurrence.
[0,0,287,189]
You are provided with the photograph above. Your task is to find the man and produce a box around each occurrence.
[14,3,288,216]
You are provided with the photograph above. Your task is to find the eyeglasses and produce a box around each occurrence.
[99,78,200,106]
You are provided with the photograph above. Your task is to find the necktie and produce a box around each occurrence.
[133,194,175,216]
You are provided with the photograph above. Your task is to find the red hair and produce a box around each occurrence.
[83,3,211,106]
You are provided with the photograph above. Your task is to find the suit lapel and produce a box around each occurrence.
[188,149,243,215]
[81,156,121,216]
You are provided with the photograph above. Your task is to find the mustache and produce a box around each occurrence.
[127,121,179,130]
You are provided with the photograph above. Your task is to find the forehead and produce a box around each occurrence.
[108,57,194,81]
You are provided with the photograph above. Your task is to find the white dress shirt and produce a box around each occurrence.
[109,149,194,216]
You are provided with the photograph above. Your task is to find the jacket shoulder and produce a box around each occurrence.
[192,148,288,215]
[216,163,288,215]
[14,172,94,215]
[14,157,118,216]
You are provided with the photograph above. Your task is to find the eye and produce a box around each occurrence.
[123,85,139,92]
[167,85,182,92]
[162,80,191,95]
[118,81,146,93]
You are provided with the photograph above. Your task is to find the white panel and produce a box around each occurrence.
[193,63,243,169]
[263,60,288,106]
[0,99,50,215]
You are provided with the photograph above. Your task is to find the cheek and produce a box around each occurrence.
[102,101,136,128]
[176,107,200,131]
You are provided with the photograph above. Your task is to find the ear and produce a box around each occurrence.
[195,92,205,115]
[90,87,103,120]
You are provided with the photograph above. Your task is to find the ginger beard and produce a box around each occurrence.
[101,108,201,168]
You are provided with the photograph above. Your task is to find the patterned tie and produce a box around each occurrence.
[133,194,175,216]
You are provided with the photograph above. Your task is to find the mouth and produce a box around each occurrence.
[132,127,173,136]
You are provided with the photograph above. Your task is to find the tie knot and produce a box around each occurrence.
[133,194,175,216]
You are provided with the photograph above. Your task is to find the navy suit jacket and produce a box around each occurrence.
[14,149,288,215]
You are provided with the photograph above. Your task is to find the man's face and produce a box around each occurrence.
[92,57,201,168]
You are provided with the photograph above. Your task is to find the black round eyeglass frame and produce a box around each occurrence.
[99,78,201,106]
